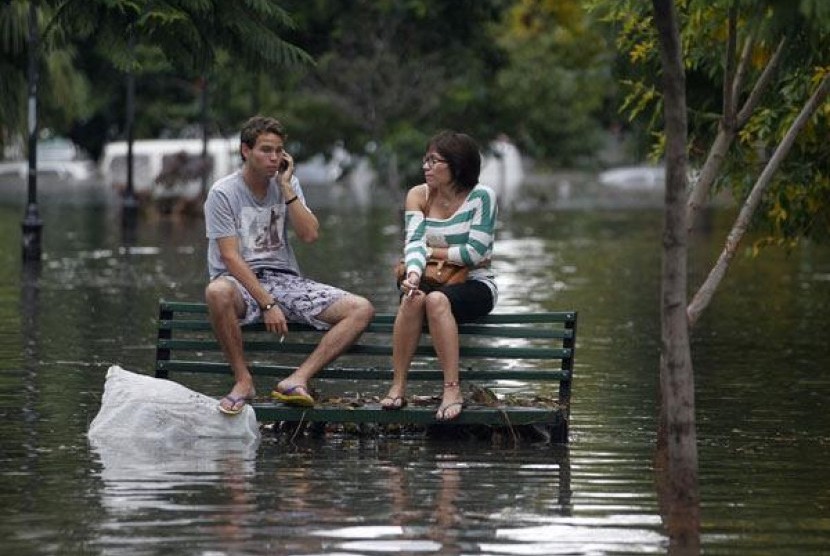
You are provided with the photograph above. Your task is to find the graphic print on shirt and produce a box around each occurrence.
[241,205,285,257]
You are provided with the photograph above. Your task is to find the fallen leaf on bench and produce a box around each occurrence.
[470,385,500,406]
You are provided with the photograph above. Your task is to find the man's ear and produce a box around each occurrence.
[240,143,250,162]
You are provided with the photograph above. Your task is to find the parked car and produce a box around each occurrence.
[0,137,98,185]
[99,137,240,198]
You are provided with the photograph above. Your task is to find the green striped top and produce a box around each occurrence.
[403,183,498,300]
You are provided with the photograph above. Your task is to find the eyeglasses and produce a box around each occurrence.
[422,155,448,169]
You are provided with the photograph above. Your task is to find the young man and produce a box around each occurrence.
[204,116,374,415]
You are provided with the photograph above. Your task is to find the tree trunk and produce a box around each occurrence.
[651,0,700,551]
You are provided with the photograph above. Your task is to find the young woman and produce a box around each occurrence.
[382,131,498,421]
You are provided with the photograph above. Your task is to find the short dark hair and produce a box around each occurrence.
[239,116,286,162]
[427,130,481,191]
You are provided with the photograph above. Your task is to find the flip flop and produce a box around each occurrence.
[218,394,250,416]
[380,396,408,410]
[271,384,315,407]
[436,401,465,421]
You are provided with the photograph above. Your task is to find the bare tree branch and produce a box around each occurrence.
[687,73,830,327]
[722,2,738,124]
[736,37,787,126]
[730,32,753,112]
[685,35,786,230]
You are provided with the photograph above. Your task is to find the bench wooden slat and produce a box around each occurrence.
[159,300,575,324]
[157,338,571,359]
[250,403,564,426]
[158,319,574,340]
[156,359,570,381]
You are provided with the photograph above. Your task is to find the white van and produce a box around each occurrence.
[99,137,240,198]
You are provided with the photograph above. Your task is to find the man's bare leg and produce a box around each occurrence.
[275,294,374,392]
[205,278,256,410]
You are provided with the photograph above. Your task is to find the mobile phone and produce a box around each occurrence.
[278,157,289,172]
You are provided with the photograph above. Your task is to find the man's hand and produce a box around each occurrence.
[262,304,289,337]
[279,152,295,189]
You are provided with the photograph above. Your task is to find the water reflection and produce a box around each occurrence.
[87,432,580,554]
[322,460,465,554]
[90,437,259,508]
[1,196,829,554]
[90,437,259,551]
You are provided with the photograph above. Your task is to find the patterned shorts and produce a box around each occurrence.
[220,269,348,330]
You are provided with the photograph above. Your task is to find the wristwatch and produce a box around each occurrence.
[262,300,277,311]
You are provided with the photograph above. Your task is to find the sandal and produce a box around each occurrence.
[218,393,253,416]
[436,380,464,421]
[271,384,314,407]
[436,401,465,421]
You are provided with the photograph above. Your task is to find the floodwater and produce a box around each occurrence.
[0,180,829,555]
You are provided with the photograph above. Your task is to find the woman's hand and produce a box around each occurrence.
[401,272,422,298]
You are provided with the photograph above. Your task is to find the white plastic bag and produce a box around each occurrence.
[88,365,260,444]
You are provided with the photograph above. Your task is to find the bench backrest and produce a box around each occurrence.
[155,300,577,409]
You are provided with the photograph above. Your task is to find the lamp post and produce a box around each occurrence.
[21,1,42,262]
[200,75,209,197]
[121,27,140,226]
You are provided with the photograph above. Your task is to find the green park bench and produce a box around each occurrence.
[155,300,578,443]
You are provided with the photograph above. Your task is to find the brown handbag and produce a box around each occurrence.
[396,258,469,289]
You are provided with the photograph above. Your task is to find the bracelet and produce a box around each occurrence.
[285,196,299,205]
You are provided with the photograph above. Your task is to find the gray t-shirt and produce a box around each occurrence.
[204,170,307,279]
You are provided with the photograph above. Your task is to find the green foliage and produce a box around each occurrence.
[3,0,628,185]
[376,124,434,188]
[264,0,512,185]
[747,67,830,243]
[1,1,97,152]
[41,47,95,129]
[47,0,311,73]
[1,0,315,156]
[589,0,830,243]
[492,0,615,166]
[0,2,28,151]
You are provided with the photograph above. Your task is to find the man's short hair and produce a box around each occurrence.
[240,116,286,162]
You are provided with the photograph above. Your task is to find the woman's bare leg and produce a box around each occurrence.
[383,293,426,407]
[425,292,464,420]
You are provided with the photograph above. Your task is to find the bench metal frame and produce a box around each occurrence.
[156,300,577,443]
